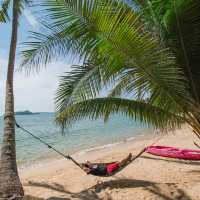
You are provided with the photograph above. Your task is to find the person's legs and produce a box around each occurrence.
[118,153,132,167]
[106,153,132,174]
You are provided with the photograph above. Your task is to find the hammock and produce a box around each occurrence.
[80,148,146,177]
[146,145,200,160]
[15,122,146,177]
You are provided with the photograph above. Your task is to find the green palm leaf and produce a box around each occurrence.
[56,97,184,130]
[56,63,102,111]
[0,0,11,22]
[0,0,33,23]
[169,0,200,103]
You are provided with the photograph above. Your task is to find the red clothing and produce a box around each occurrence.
[106,162,120,174]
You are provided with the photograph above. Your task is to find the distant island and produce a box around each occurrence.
[15,110,40,115]
[0,111,53,117]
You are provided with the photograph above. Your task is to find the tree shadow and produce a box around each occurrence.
[187,170,200,180]
[25,180,103,200]
[24,179,156,200]
[24,195,45,200]
[141,155,200,166]
[89,179,156,192]
[145,183,193,200]
[25,178,194,200]
[24,195,71,200]
[26,179,156,191]
[188,170,200,174]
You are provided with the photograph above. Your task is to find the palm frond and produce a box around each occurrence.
[56,97,184,130]
[17,0,33,15]
[0,0,11,22]
[21,30,82,72]
[0,0,33,23]
[170,0,200,103]
[20,0,114,70]
[58,52,189,113]
[108,71,136,98]
[56,63,101,111]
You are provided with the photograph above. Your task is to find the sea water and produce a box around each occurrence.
[0,113,151,164]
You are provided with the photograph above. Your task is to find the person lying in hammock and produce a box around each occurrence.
[82,153,132,176]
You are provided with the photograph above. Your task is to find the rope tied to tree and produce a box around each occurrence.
[15,121,72,160]
[15,121,85,170]
[4,114,15,120]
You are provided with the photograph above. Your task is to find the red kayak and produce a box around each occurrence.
[146,146,200,160]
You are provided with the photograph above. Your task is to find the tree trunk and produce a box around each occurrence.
[0,0,24,199]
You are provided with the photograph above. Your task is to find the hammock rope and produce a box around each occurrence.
[15,122,83,170]
[193,141,200,149]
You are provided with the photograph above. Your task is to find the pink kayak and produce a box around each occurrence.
[146,146,200,160]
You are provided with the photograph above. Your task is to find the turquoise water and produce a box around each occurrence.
[0,113,151,164]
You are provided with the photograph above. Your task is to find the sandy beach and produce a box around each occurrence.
[21,126,200,200]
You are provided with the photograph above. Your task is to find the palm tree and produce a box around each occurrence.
[21,0,200,137]
[0,0,32,198]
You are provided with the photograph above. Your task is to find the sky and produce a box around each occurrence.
[0,8,73,114]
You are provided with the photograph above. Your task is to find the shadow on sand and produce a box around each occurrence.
[24,178,194,200]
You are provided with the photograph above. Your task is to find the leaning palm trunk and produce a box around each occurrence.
[0,0,24,198]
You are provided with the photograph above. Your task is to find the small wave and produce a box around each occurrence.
[74,137,136,156]
[75,143,121,155]
[125,136,135,142]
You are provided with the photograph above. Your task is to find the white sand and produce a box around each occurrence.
[21,126,200,200]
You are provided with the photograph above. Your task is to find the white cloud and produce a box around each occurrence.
[24,9,39,28]
[0,56,72,114]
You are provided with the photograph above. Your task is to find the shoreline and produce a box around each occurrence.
[18,129,153,169]
[19,128,155,171]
